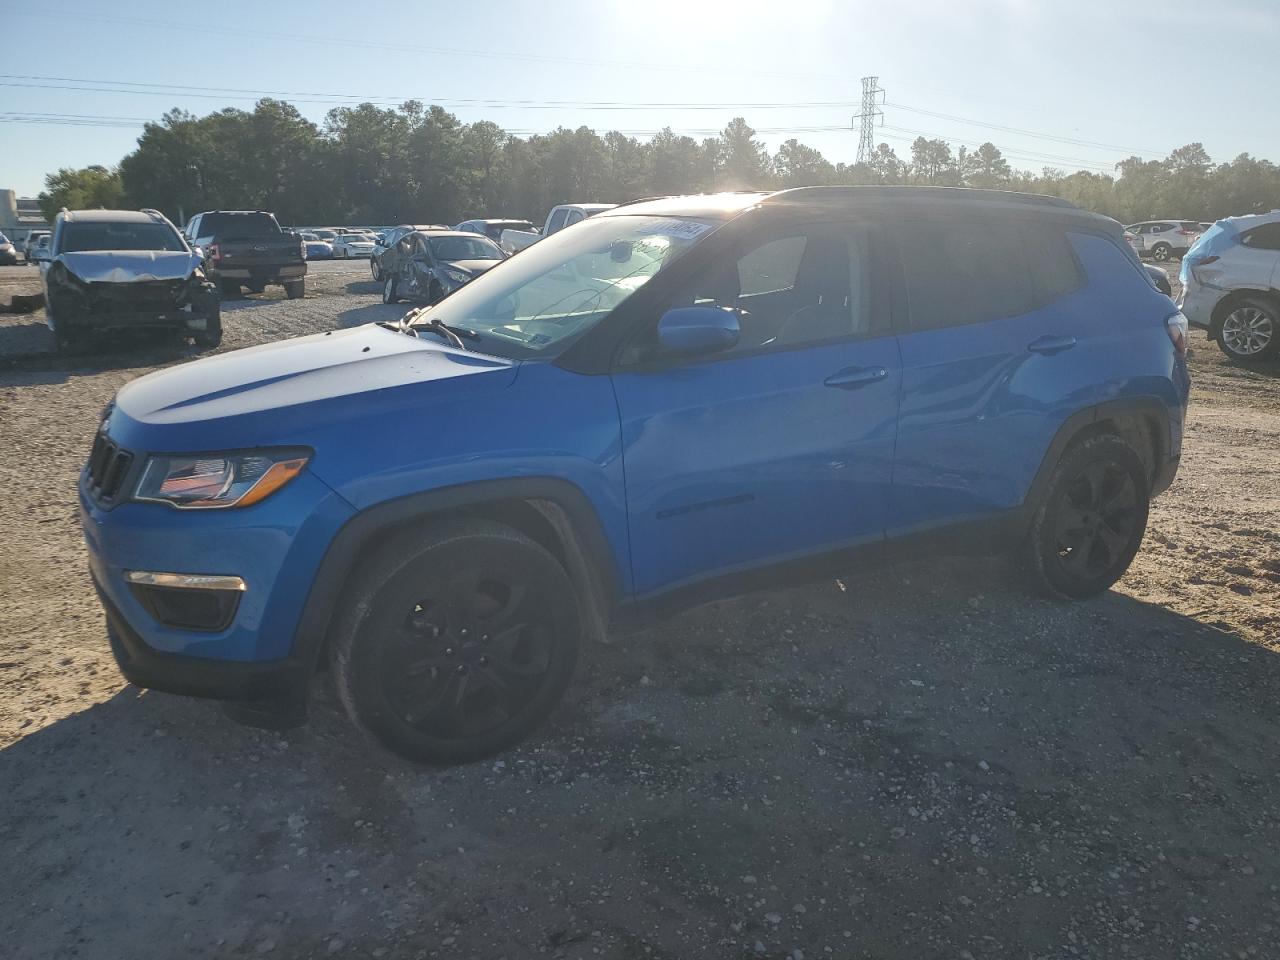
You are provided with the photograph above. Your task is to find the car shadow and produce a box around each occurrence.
[3,557,1279,956]
[344,279,381,296]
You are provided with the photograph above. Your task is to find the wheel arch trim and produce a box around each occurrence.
[290,476,621,683]
[1023,397,1174,519]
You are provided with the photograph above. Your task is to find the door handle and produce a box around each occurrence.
[1027,335,1077,355]
[824,366,888,389]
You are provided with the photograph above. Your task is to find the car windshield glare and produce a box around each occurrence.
[428,236,504,262]
[60,222,186,253]
[425,214,715,359]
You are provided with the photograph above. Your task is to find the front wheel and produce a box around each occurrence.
[1022,434,1150,599]
[331,519,581,765]
[1216,297,1278,361]
[193,304,222,349]
[382,275,400,304]
[371,258,382,282]
[1150,242,1171,262]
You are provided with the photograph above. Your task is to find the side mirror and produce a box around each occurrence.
[657,306,741,356]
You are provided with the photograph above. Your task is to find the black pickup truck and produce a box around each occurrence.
[184,210,307,299]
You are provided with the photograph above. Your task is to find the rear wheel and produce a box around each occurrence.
[371,258,382,282]
[284,279,305,300]
[1150,242,1172,262]
[219,279,242,299]
[331,519,581,765]
[1023,434,1150,599]
[1216,297,1278,361]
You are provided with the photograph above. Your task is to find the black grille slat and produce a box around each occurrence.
[85,433,134,503]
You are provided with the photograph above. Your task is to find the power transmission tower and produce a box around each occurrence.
[854,76,885,164]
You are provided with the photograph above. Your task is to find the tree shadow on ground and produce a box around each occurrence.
[3,556,1278,958]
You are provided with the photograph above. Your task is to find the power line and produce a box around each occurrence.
[0,75,859,111]
[885,101,1164,156]
[2,11,846,83]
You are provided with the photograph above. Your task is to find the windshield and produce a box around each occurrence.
[59,222,186,253]
[422,214,715,359]
[199,212,280,239]
[428,235,504,262]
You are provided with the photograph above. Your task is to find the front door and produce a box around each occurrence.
[611,221,901,597]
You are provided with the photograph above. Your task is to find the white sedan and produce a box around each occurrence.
[331,233,378,259]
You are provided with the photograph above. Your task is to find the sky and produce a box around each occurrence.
[2,0,1278,197]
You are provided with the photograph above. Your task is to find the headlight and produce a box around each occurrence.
[442,268,471,285]
[134,449,310,509]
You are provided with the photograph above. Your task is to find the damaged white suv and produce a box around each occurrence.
[42,208,221,353]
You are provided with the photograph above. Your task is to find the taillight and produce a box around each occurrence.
[208,242,221,264]
[1166,311,1189,355]
[1178,229,1196,236]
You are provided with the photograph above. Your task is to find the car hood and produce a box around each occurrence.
[114,325,518,437]
[57,250,202,283]
[444,259,502,276]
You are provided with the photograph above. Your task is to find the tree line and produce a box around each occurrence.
[37,98,1280,228]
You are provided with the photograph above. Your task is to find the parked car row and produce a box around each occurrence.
[1124,219,1212,262]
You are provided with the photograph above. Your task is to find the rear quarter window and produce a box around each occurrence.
[1241,223,1280,251]
[897,219,1036,330]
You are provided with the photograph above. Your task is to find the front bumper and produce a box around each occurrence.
[80,465,355,704]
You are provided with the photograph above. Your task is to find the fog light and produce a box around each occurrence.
[125,570,244,631]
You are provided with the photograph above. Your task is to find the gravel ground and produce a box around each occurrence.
[1,260,1277,960]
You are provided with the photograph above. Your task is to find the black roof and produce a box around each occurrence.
[604,186,1109,227]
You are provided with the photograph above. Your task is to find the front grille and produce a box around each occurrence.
[87,280,182,315]
[87,432,134,503]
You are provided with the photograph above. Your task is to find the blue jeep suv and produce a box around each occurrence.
[80,188,1190,764]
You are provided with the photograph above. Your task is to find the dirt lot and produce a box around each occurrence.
[1,261,1277,960]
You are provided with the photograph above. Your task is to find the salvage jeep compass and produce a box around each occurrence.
[44,208,220,352]
[80,188,1190,765]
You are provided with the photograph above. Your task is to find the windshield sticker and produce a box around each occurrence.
[647,219,714,241]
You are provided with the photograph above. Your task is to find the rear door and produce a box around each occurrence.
[888,215,1090,535]
[611,219,902,597]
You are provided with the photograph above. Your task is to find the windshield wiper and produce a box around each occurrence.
[393,306,480,350]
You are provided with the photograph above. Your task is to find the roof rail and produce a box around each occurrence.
[767,185,1078,210]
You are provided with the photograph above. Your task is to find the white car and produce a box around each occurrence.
[1125,220,1202,262]
[331,233,377,259]
[500,203,617,253]
[1178,212,1280,361]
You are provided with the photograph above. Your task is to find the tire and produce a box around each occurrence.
[382,275,400,304]
[371,258,382,282]
[1150,242,1171,262]
[1215,296,1279,362]
[331,518,581,765]
[193,304,222,349]
[246,281,266,295]
[1023,434,1150,600]
[429,281,444,304]
[219,279,242,299]
[284,279,305,300]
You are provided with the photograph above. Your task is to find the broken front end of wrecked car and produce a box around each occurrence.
[45,251,221,352]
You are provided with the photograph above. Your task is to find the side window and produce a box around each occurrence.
[546,208,570,234]
[188,216,201,238]
[565,209,585,227]
[897,219,1035,330]
[1242,224,1280,250]
[629,223,876,362]
[1019,226,1086,303]
[738,236,806,296]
